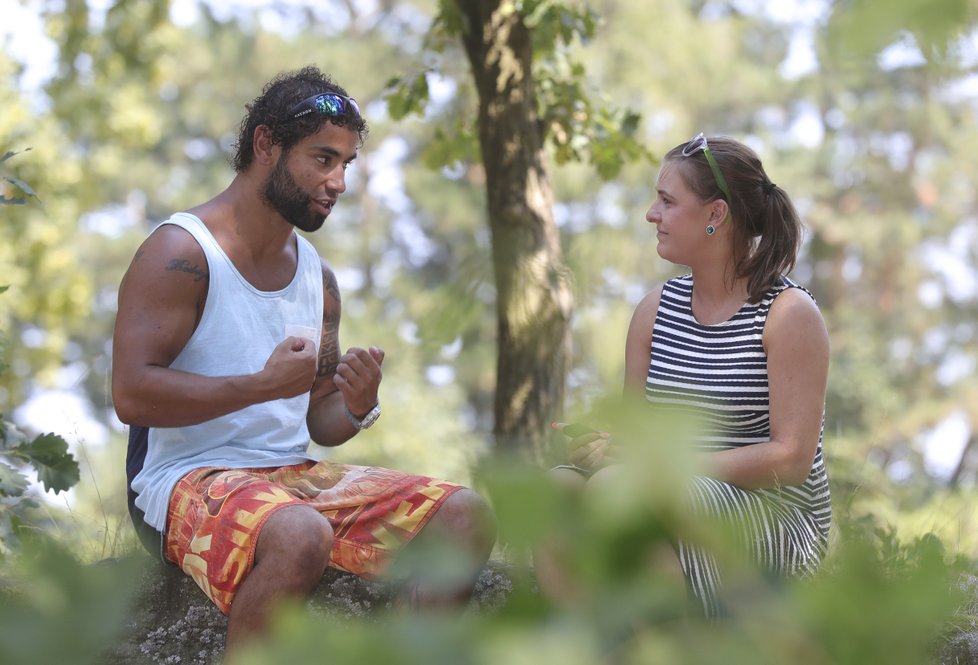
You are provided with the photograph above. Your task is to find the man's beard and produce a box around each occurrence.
[261,155,327,233]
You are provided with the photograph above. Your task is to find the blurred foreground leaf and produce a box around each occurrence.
[0,538,142,665]
[226,466,969,665]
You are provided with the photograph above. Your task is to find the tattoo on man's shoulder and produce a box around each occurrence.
[318,310,340,377]
[166,258,208,282]
[133,249,145,264]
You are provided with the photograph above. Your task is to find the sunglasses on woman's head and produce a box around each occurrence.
[682,132,731,202]
[288,93,361,121]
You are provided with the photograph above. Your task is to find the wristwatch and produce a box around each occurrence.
[345,402,381,430]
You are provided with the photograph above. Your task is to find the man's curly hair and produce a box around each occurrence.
[231,66,368,173]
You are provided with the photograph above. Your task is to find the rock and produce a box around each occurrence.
[943,632,978,665]
[100,556,514,665]
[942,575,978,665]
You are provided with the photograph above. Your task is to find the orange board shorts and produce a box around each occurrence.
[164,460,464,615]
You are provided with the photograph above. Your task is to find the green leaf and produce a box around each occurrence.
[0,147,30,165]
[0,507,19,556]
[421,125,479,170]
[0,538,142,663]
[0,420,29,450]
[385,71,431,120]
[13,434,79,494]
[1,176,39,202]
[0,463,29,498]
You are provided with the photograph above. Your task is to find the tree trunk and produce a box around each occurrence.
[949,434,976,488]
[454,0,573,464]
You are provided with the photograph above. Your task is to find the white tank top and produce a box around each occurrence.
[131,212,323,531]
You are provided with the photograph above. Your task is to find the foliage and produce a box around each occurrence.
[222,452,967,665]
[0,213,80,556]
[385,0,651,179]
[0,148,40,206]
[0,141,80,556]
[0,138,117,645]
[0,439,968,664]
[825,0,977,60]
[0,537,141,665]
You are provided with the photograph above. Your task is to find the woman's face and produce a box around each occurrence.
[645,161,718,263]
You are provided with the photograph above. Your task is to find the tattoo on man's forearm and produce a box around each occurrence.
[166,259,208,282]
[318,268,342,377]
[318,312,340,377]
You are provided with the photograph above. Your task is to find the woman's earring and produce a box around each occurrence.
[706,224,716,235]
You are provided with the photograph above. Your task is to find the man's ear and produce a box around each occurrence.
[253,124,278,166]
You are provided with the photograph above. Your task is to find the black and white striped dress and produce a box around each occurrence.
[646,275,831,617]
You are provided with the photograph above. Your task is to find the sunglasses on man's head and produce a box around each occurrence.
[681,132,731,202]
[288,92,361,121]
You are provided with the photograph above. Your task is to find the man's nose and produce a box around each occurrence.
[327,168,346,193]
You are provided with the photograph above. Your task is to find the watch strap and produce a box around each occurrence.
[345,402,381,430]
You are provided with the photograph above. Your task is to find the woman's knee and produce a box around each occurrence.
[583,464,624,498]
[547,466,590,492]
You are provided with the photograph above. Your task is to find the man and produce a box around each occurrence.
[112,66,495,651]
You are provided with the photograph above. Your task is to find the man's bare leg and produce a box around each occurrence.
[394,488,496,610]
[225,505,334,655]
[532,467,589,605]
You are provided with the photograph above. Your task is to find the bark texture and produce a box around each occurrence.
[454,0,574,464]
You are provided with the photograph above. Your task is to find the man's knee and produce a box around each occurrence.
[257,505,334,576]
[431,488,496,557]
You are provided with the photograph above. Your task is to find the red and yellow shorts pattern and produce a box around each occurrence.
[164,460,463,615]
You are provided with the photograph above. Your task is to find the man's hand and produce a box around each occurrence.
[333,346,384,416]
[261,337,319,399]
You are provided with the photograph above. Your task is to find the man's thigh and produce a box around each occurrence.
[164,461,465,613]
[275,461,465,578]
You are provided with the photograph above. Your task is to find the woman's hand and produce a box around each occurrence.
[552,422,614,470]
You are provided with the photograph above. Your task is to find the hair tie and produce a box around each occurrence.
[762,181,777,195]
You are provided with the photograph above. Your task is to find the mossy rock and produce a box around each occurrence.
[100,556,514,665]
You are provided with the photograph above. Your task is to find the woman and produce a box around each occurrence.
[543,133,831,618]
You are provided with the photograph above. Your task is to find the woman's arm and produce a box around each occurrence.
[623,287,663,396]
[701,288,830,489]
